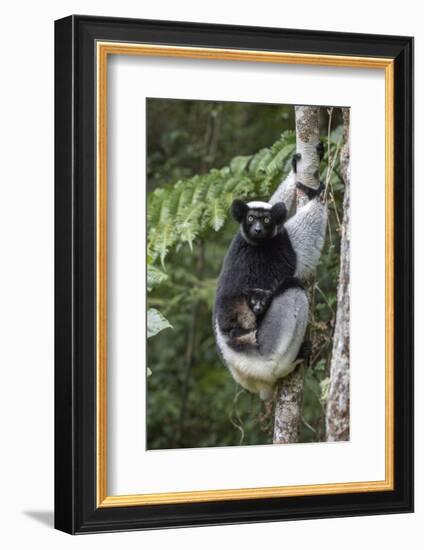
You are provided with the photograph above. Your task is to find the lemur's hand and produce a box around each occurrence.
[229,328,258,350]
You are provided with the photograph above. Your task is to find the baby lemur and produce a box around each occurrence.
[222,278,304,350]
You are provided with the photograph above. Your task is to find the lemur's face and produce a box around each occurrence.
[248,290,272,316]
[231,199,287,244]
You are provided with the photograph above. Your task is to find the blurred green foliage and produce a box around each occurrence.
[146,98,345,449]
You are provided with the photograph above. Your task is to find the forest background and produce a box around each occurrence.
[146,98,345,450]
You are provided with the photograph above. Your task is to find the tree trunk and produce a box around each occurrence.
[273,106,321,444]
[325,108,350,441]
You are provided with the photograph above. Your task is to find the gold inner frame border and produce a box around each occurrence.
[96,42,394,508]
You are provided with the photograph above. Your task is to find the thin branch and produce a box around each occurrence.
[314,283,335,314]
[229,388,246,445]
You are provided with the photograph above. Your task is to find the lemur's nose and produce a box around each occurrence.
[254,225,263,234]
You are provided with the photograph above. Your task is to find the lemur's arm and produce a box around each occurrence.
[284,143,327,280]
[270,141,325,217]
[285,193,327,280]
[273,276,305,296]
[269,170,297,214]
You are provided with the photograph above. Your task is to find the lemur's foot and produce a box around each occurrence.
[297,340,312,362]
[296,181,325,200]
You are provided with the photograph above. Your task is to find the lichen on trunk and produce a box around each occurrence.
[325,108,350,442]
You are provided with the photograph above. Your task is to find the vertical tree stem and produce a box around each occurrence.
[325,108,350,441]
[273,106,321,444]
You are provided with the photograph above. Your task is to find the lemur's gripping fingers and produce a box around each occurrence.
[230,326,254,339]
[316,140,324,161]
[296,180,325,201]
[228,329,258,351]
[292,142,323,174]
[291,153,301,174]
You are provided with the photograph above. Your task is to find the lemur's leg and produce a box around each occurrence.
[257,288,309,373]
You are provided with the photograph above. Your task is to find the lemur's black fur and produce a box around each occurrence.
[215,199,308,351]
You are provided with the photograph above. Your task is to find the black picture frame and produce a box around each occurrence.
[55,15,414,534]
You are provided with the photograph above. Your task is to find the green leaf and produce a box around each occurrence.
[147,265,168,292]
[147,308,173,338]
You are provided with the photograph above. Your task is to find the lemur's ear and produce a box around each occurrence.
[270,202,287,224]
[231,199,248,223]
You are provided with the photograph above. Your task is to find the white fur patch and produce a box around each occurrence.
[246,201,272,210]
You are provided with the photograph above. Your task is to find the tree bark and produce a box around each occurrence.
[273,106,321,444]
[325,108,350,441]
[273,366,305,444]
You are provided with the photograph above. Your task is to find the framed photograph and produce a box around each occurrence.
[54,15,413,534]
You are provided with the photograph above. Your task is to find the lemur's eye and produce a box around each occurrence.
[251,298,256,304]
[247,215,254,223]
[263,217,270,224]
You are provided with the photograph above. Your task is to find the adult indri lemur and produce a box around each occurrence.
[213,152,327,400]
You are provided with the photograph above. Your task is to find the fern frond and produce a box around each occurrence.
[147,265,168,292]
[147,131,295,265]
